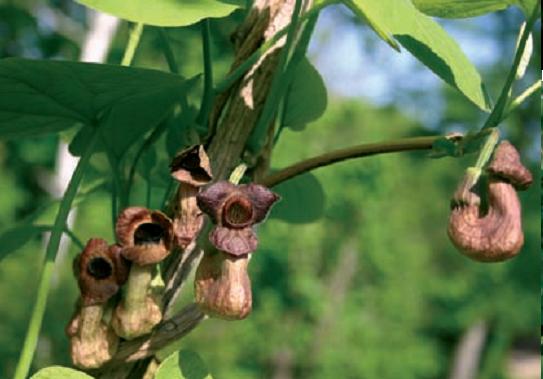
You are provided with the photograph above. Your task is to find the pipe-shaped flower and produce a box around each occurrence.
[67,238,129,369]
[170,144,213,187]
[448,141,533,262]
[112,207,174,339]
[197,181,280,256]
[76,240,129,306]
[170,145,213,249]
[116,207,174,265]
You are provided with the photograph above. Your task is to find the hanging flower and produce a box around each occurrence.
[197,181,280,256]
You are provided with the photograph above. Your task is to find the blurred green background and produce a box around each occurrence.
[0,1,540,378]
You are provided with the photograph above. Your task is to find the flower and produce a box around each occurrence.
[448,141,533,262]
[76,238,129,306]
[115,207,174,265]
[170,145,213,187]
[169,145,213,248]
[197,181,280,256]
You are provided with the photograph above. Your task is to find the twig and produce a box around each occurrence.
[162,245,204,317]
[259,135,441,187]
[96,303,205,370]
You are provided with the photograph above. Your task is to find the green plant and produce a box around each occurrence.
[0,0,539,378]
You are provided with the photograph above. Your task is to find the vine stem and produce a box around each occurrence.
[482,4,539,129]
[258,135,444,187]
[213,0,338,94]
[197,19,214,128]
[121,22,144,66]
[14,131,99,379]
[33,224,85,250]
[248,0,303,151]
[158,28,179,74]
[115,22,145,210]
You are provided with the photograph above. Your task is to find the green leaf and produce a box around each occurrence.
[155,350,213,379]
[100,82,197,159]
[76,0,241,27]
[412,0,539,19]
[343,2,400,50]
[139,147,158,180]
[0,58,196,144]
[0,224,48,262]
[282,58,328,131]
[412,0,513,18]
[345,0,490,111]
[165,105,201,158]
[137,145,171,188]
[270,172,326,224]
[30,366,93,379]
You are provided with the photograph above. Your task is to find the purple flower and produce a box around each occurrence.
[197,181,280,256]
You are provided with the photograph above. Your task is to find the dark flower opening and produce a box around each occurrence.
[87,257,113,280]
[134,223,165,245]
[179,147,200,170]
[223,196,253,228]
[197,181,279,255]
[170,145,213,185]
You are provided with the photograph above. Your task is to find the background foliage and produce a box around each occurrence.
[0,1,540,378]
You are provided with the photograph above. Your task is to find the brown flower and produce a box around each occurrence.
[112,207,174,339]
[68,238,129,369]
[194,249,252,320]
[197,181,280,256]
[116,207,174,265]
[76,238,129,306]
[170,145,213,187]
[486,140,533,190]
[170,145,213,249]
[448,141,533,262]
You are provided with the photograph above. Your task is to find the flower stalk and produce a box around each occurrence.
[112,207,173,339]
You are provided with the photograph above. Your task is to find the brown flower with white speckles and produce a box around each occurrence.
[197,181,280,256]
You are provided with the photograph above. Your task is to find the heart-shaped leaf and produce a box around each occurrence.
[0,58,198,159]
[282,58,328,131]
[270,172,326,224]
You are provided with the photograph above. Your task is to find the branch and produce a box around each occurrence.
[207,0,304,179]
[97,304,205,371]
[259,135,441,187]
